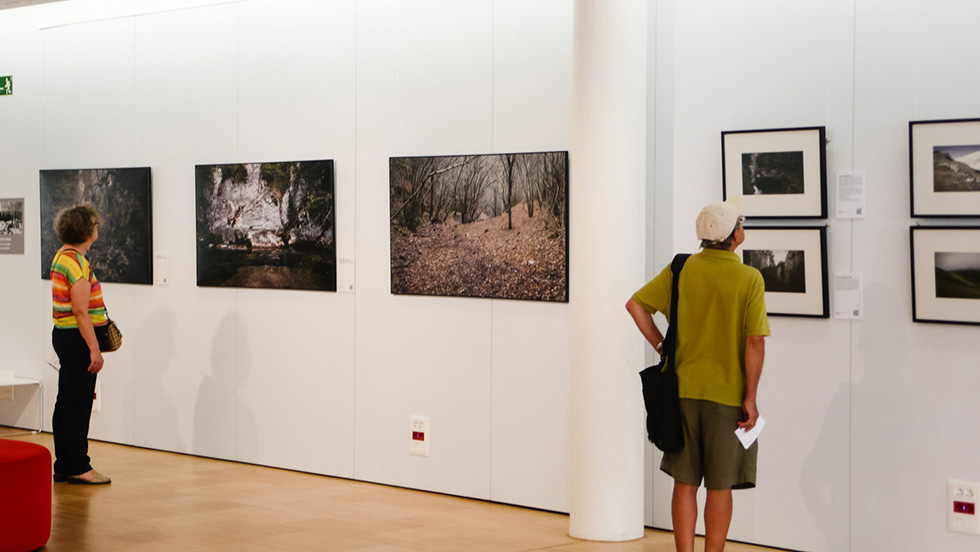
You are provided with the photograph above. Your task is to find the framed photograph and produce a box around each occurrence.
[722,126,827,218]
[909,118,980,217]
[389,151,568,302]
[740,226,829,318]
[196,160,336,291]
[910,226,980,325]
[40,168,153,284]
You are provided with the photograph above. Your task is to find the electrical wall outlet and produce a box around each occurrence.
[948,480,980,535]
[410,415,429,457]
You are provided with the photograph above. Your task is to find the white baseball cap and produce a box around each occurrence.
[696,196,746,242]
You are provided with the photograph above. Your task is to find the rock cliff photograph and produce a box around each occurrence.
[933,146,980,192]
[195,160,335,291]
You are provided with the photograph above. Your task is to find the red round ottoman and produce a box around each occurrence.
[0,439,51,552]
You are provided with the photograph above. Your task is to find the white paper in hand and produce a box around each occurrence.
[734,416,765,449]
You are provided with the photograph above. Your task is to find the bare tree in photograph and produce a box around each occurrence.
[390,151,568,302]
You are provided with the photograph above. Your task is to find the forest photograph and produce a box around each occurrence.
[196,160,336,291]
[0,198,23,234]
[740,151,805,195]
[40,168,153,284]
[743,248,806,294]
[389,151,568,302]
[932,145,980,192]
[935,251,980,300]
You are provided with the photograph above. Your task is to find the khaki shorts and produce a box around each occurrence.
[660,399,757,490]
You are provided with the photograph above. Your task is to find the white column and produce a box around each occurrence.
[568,0,649,542]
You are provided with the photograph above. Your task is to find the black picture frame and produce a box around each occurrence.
[910,226,980,325]
[722,126,827,219]
[740,226,829,318]
[40,168,153,285]
[389,151,569,302]
[909,118,980,217]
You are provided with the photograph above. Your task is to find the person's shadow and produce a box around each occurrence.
[193,313,254,461]
[137,309,183,452]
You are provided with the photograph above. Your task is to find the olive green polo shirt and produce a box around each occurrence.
[632,248,770,407]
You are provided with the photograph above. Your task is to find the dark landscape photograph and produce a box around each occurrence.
[196,160,335,291]
[40,168,153,284]
[741,151,805,195]
[390,151,568,302]
[935,251,980,300]
[743,248,806,293]
[933,145,980,192]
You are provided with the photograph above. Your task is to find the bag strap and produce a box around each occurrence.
[662,253,691,374]
[54,247,91,281]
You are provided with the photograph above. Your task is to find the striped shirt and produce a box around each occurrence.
[51,248,107,329]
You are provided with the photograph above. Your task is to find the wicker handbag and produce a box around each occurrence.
[98,317,123,353]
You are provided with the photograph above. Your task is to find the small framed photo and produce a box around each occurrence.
[740,226,829,318]
[910,226,980,325]
[722,126,827,219]
[909,118,980,217]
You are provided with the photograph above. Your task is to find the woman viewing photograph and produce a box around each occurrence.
[50,204,111,485]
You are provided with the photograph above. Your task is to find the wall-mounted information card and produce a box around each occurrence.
[836,170,866,218]
[0,198,24,254]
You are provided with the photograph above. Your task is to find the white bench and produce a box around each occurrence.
[0,373,43,434]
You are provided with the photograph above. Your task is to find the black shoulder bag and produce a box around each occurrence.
[639,253,690,453]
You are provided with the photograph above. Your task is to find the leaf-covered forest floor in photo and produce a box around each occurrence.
[391,204,567,301]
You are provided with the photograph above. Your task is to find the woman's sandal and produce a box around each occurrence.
[67,472,111,485]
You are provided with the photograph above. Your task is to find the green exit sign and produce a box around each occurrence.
[0,76,11,96]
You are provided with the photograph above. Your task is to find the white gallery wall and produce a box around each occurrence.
[0,0,573,514]
[656,1,980,551]
[1,1,979,551]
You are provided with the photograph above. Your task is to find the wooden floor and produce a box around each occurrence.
[3,428,781,552]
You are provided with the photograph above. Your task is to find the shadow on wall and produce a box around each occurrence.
[138,308,183,452]
[193,313,254,461]
[800,281,915,551]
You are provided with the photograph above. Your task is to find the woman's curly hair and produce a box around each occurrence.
[54,204,102,245]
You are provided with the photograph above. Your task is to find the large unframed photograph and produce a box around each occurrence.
[196,160,336,291]
[40,168,153,284]
[389,151,568,302]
